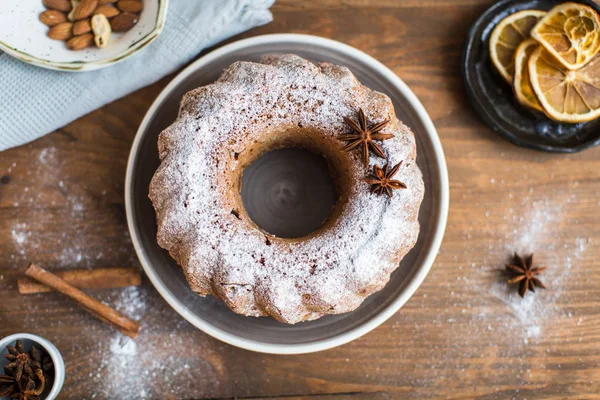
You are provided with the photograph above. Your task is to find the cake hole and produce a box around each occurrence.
[240,148,338,238]
[231,209,241,219]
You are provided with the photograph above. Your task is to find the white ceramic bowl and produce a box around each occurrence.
[125,34,449,354]
[0,0,168,72]
[0,333,65,400]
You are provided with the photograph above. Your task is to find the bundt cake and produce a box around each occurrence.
[149,54,424,324]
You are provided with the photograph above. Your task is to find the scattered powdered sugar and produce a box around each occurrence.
[526,325,541,340]
[85,286,222,399]
[38,147,56,165]
[109,336,138,356]
[114,286,147,320]
[59,247,84,266]
[426,186,590,368]
[386,185,592,392]
[150,54,425,324]
[11,224,27,244]
[14,283,220,399]
[7,146,136,268]
[11,223,29,254]
[503,198,563,255]
[486,194,587,342]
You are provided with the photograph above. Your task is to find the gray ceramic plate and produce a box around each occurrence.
[125,34,449,354]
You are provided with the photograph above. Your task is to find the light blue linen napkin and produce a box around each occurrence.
[0,0,274,151]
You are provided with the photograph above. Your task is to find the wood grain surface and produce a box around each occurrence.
[2,0,600,398]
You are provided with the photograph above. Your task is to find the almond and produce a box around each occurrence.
[40,10,67,26]
[47,22,74,40]
[67,33,94,50]
[94,5,120,18]
[98,0,117,4]
[42,0,72,12]
[68,0,80,21]
[116,0,143,13]
[72,0,98,20]
[110,12,138,32]
[73,18,92,35]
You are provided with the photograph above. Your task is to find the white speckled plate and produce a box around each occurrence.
[126,34,449,354]
[0,0,168,72]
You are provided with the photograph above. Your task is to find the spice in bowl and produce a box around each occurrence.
[40,0,144,51]
[0,340,54,399]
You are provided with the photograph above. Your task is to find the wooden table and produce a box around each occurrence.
[2,1,600,398]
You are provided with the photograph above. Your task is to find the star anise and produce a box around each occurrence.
[339,108,393,165]
[4,340,30,382]
[506,253,547,297]
[1,341,48,400]
[0,374,18,397]
[4,342,48,396]
[31,347,52,378]
[28,346,49,374]
[364,161,407,197]
[15,376,40,400]
[22,369,44,399]
[4,341,44,383]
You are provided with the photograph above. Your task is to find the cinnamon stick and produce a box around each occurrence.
[25,264,141,339]
[18,267,141,295]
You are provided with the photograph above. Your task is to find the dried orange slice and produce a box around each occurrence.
[513,39,544,112]
[529,47,600,123]
[490,10,547,82]
[531,2,600,70]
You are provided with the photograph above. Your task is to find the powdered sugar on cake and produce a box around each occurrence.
[149,54,425,324]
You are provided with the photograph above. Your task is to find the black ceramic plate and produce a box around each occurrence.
[463,0,600,153]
